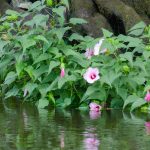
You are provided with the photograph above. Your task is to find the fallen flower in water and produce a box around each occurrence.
[83,67,100,84]
[89,102,102,111]
[145,91,150,102]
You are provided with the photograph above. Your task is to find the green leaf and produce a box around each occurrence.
[63,98,71,107]
[0,40,9,51]
[123,95,138,109]
[102,28,113,37]
[38,84,48,98]
[5,10,21,16]
[128,28,144,36]
[0,58,11,69]
[46,77,58,92]
[38,98,49,109]
[61,0,69,8]
[117,88,128,101]
[33,65,48,80]
[16,62,25,77]
[5,86,19,99]
[69,18,87,25]
[119,52,133,66]
[25,14,49,28]
[4,71,17,85]
[131,98,146,111]
[53,27,71,41]
[53,6,66,19]
[133,76,145,85]
[64,49,90,68]
[28,1,41,11]
[128,21,146,32]
[24,83,38,96]
[58,75,77,89]
[69,33,85,41]
[144,85,150,93]
[48,61,60,74]
[34,35,49,44]
[34,53,51,64]
[101,71,121,87]
[88,90,106,101]
[143,51,150,61]
[18,36,36,53]
[81,85,100,102]
[24,66,34,80]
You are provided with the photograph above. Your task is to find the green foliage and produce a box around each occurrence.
[0,1,150,111]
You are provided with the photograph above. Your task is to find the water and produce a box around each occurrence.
[0,100,150,150]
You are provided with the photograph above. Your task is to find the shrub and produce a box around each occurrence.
[0,0,150,111]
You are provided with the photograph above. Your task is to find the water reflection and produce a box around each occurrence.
[145,122,150,135]
[0,100,150,150]
[89,110,101,120]
[83,128,100,150]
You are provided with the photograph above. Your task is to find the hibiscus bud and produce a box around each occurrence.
[60,63,65,78]
[145,91,150,102]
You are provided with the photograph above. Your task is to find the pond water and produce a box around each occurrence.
[0,100,150,150]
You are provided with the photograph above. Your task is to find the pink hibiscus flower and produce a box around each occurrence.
[83,67,100,84]
[84,48,94,59]
[89,102,102,111]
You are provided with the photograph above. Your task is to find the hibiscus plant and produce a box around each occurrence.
[0,0,150,111]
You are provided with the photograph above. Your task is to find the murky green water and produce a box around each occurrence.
[0,100,150,150]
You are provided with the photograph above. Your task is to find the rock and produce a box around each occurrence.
[93,0,143,33]
[121,0,150,24]
[0,0,11,15]
[70,0,112,37]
